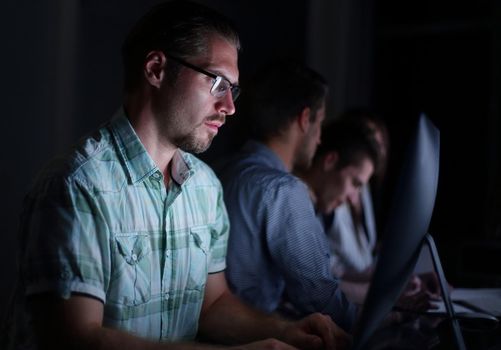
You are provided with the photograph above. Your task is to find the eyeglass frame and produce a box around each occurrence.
[168,55,241,102]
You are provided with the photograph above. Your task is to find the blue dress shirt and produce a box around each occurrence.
[216,140,357,331]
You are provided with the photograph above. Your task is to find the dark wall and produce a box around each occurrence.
[373,1,501,286]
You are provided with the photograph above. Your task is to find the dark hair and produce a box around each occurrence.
[122,0,240,92]
[244,60,328,142]
[315,119,380,172]
[338,108,389,153]
[338,108,390,181]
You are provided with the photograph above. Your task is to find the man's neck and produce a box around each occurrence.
[123,99,177,181]
[264,137,297,172]
[295,168,317,204]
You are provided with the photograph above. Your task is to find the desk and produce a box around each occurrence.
[363,313,501,350]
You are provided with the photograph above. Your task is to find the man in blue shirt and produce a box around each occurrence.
[217,61,357,332]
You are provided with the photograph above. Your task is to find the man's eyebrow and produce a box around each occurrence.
[208,67,238,85]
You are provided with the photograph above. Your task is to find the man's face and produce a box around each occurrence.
[153,34,239,153]
[317,156,374,214]
[295,102,326,170]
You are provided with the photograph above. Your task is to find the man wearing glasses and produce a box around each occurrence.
[5,1,349,350]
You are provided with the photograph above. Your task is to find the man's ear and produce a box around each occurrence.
[323,151,339,172]
[144,51,166,88]
[297,107,312,133]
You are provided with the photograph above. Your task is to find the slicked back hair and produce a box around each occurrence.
[122,0,240,93]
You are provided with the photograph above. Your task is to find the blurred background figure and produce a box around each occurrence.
[299,113,439,308]
[329,109,390,281]
[217,60,359,333]
[296,117,381,300]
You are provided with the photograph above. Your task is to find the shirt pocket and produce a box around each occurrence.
[185,226,210,291]
[112,233,152,305]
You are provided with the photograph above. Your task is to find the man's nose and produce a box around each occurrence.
[217,91,236,116]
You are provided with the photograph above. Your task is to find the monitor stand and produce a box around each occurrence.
[425,233,467,350]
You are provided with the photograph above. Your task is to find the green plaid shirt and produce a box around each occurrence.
[15,109,229,344]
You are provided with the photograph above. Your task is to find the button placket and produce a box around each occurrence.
[149,171,163,190]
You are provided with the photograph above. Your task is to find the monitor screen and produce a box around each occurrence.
[352,114,440,350]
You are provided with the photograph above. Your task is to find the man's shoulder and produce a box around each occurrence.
[31,124,125,194]
[220,153,305,194]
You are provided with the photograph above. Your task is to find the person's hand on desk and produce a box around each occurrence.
[226,339,300,349]
[417,271,450,298]
[279,313,351,350]
[395,274,441,313]
[396,289,439,313]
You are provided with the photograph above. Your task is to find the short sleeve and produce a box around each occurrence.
[20,175,110,302]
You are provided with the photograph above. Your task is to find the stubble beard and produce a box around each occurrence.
[175,130,213,154]
[174,114,225,154]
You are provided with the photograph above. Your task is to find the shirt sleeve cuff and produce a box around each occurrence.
[25,281,106,303]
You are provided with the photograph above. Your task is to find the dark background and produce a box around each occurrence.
[1,0,500,322]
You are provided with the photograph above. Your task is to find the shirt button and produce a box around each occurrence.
[131,253,138,261]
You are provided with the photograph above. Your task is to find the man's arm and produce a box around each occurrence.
[198,272,350,350]
[27,291,307,350]
[28,293,220,350]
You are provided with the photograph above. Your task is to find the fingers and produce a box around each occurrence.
[260,339,298,350]
[284,313,326,350]
[289,333,324,350]
[413,291,437,311]
[397,290,435,312]
[235,338,299,349]
[302,313,351,350]
[280,312,351,350]
[404,275,422,296]
[308,313,335,350]
[424,272,440,295]
[419,271,442,296]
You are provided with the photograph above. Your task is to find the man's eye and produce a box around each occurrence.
[216,81,229,92]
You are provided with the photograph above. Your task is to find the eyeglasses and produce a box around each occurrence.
[168,55,240,102]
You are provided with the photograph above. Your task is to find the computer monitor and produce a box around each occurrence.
[352,114,445,349]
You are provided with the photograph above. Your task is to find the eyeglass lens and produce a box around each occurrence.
[211,77,240,102]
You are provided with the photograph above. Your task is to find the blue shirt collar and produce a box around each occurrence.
[241,140,288,173]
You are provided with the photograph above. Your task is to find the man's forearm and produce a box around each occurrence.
[94,327,224,350]
[197,290,289,345]
[35,321,224,350]
[29,294,221,350]
[36,323,228,350]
